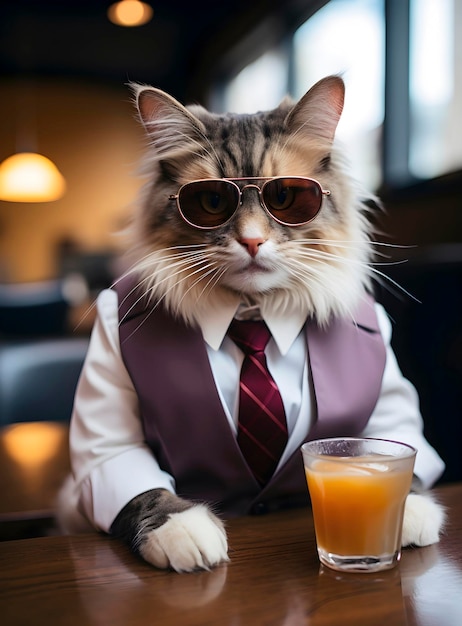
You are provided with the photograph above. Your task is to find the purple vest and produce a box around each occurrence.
[115,278,386,517]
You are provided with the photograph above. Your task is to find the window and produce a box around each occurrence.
[216,0,384,192]
[217,49,289,114]
[213,0,462,191]
[409,0,460,179]
[293,0,384,191]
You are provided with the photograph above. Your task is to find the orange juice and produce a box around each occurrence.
[301,438,416,572]
[305,458,413,557]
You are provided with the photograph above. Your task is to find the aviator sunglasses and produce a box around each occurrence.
[169,176,331,229]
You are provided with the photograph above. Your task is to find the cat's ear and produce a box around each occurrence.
[131,83,205,157]
[285,75,345,144]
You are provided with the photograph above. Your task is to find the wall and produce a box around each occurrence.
[1,77,460,284]
[0,79,146,283]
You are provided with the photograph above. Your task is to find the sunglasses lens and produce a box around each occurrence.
[263,178,323,225]
[178,180,238,228]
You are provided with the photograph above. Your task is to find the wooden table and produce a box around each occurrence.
[1,483,461,626]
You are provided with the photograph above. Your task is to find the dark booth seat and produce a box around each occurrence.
[0,338,89,426]
[0,280,70,338]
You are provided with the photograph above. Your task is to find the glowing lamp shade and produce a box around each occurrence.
[108,0,153,27]
[0,152,66,202]
[3,422,65,467]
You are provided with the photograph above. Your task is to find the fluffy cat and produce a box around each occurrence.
[128,76,369,326]
[58,75,445,572]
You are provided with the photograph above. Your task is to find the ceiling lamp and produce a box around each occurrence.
[0,152,66,203]
[107,0,154,27]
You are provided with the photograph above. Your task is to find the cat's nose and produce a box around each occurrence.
[239,237,266,258]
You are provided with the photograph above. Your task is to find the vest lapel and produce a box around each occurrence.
[116,278,262,505]
[305,295,386,439]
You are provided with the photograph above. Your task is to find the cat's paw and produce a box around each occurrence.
[401,493,445,547]
[139,504,229,573]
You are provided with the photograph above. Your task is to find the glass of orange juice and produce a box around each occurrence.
[301,438,416,572]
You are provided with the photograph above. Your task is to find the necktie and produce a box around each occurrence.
[228,319,288,485]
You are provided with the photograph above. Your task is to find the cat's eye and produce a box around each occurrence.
[169,176,330,229]
[264,182,296,211]
[176,180,239,226]
[199,190,229,215]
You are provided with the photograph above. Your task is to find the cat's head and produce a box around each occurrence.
[126,76,374,326]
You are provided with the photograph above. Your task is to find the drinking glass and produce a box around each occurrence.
[301,437,416,572]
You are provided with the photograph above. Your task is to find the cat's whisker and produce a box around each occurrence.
[117,253,197,293]
[176,263,224,308]
[194,264,230,302]
[117,275,165,322]
[119,305,156,344]
[133,244,209,263]
[283,257,360,324]
[295,237,414,257]
[143,257,212,292]
[118,282,157,327]
[71,298,98,333]
[131,245,211,271]
[144,256,217,302]
[111,247,207,290]
[292,241,385,266]
[281,255,335,290]
[294,239,390,260]
[137,252,210,278]
[284,257,337,287]
[368,267,420,302]
[287,244,353,264]
[120,256,224,339]
[290,245,419,303]
[119,254,215,324]
[126,255,195,282]
[292,244,378,270]
[119,274,197,340]
[283,259,353,319]
[93,266,166,328]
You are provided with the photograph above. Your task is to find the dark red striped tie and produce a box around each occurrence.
[228,319,288,485]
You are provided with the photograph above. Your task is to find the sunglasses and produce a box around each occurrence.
[169,176,331,229]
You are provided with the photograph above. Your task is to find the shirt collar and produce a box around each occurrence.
[195,294,307,356]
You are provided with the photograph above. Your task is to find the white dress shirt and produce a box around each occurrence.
[70,289,445,533]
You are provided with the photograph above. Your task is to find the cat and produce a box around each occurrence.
[58,75,445,572]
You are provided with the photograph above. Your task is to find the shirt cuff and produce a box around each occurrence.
[79,447,175,533]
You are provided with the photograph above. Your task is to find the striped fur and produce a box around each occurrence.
[124,76,376,326]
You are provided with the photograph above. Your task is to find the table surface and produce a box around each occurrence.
[1,482,461,626]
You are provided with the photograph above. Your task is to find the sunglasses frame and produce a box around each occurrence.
[169,176,331,230]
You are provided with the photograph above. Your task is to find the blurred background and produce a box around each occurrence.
[0,0,461,513]
[1,0,461,284]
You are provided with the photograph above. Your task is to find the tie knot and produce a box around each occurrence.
[228,319,271,355]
